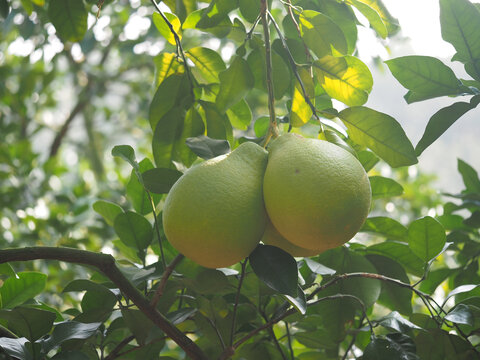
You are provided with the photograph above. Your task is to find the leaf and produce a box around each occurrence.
[358,150,380,172]
[0,0,10,19]
[385,56,464,104]
[113,211,153,256]
[111,145,138,170]
[361,216,408,241]
[47,0,87,42]
[352,0,399,35]
[416,97,480,156]
[338,106,418,167]
[304,258,336,275]
[92,200,123,226]
[226,99,252,130]
[200,101,233,141]
[152,12,181,46]
[249,244,298,297]
[440,0,480,79]
[0,272,47,309]
[444,304,474,326]
[443,284,480,305]
[364,333,419,360]
[167,308,197,325]
[0,263,16,278]
[185,135,230,160]
[313,55,373,106]
[153,53,183,88]
[127,158,161,215]
[0,307,56,341]
[419,268,456,294]
[216,56,254,113]
[367,255,412,315]
[239,0,259,23]
[458,158,480,193]
[0,338,32,360]
[407,216,446,262]
[196,0,236,29]
[152,107,185,168]
[369,176,404,198]
[284,286,307,314]
[318,129,357,156]
[299,10,348,57]
[349,0,387,38]
[50,351,90,360]
[291,66,315,127]
[141,168,183,194]
[187,47,226,84]
[367,241,425,276]
[121,308,155,345]
[43,321,101,353]
[253,116,269,137]
[377,311,421,333]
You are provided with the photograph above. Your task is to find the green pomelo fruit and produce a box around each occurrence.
[163,141,268,268]
[262,219,321,257]
[263,133,371,251]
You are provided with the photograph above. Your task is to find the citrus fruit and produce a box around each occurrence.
[262,219,321,257]
[263,133,371,251]
[162,141,268,268]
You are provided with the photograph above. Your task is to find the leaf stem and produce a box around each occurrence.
[150,253,184,308]
[229,259,247,346]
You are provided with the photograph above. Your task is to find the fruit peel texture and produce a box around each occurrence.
[163,141,268,268]
[263,133,371,251]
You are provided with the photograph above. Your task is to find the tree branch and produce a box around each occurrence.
[0,247,208,360]
[150,253,184,307]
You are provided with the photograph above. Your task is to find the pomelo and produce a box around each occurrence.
[263,133,371,251]
[163,141,268,268]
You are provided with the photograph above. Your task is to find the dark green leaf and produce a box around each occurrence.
[0,0,10,19]
[361,216,408,240]
[43,321,101,353]
[367,241,424,276]
[121,309,155,345]
[464,210,480,227]
[239,0,259,22]
[0,338,32,360]
[113,211,153,255]
[216,56,254,113]
[201,101,233,141]
[385,56,464,103]
[141,167,183,194]
[92,200,123,226]
[338,106,418,167]
[0,263,16,278]
[185,135,230,159]
[48,0,87,42]
[50,351,90,360]
[299,10,348,57]
[0,307,56,341]
[369,176,404,198]
[0,272,47,309]
[249,244,298,297]
[416,97,480,156]
[440,0,480,79]
[111,145,138,170]
[458,158,480,193]
[364,333,419,360]
[407,216,446,262]
[419,268,457,294]
[377,311,421,333]
[167,308,197,325]
[444,304,474,326]
[127,158,161,215]
[152,107,185,168]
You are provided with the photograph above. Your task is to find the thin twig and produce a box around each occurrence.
[104,335,135,360]
[150,254,184,307]
[284,321,294,360]
[229,260,247,346]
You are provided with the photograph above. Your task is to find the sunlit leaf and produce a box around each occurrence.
[291,67,314,127]
[338,106,418,167]
[369,176,404,198]
[187,47,226,84]
[314,55,372,106]
[348,0,387,38]
[351,0,399,35]
[153,53,183,88]
[153,12,181,45]
[226,99,252,130]
[367,241,424,276]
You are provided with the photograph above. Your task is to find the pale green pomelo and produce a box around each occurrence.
[263,133,371,251]
[262,219,321,257]
[163,141,268,268]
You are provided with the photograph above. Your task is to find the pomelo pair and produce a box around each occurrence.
[162,133,371,268]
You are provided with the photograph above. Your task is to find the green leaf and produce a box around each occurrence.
[44,321,101,353]
[200,101,233,141]
[377,311,421,332]
[361,216,407,240]
[385,56,464,103]
[349,0,387,38]
[47,0,87,42]
[253,116,269,137]
[444,304,474,326]
[284,286,307,314]
[0,263,16,278]
[366,241,424,276]
[185,135,230,159]
[318,129,357,156]
[0,0,10,19]
[239,0,259,23]
[196,0,236,29]
[152,107,185,168]
[419,268,456,294]
[458,158,480,193]
[111,145,138,170]
[0,272,47,309]
[440,0,480,80]
[114,211,153,256]
[407,216,446,262]
[50,351,90,360]
[141,168,183,194]
[0,307,56,341]
[153,53,183,89]
[216,56,254,113]
[358,150,380,172]
[369,176,404,198]
[367,255,412,315]
[304,258,336,275]
[444,284,480,305]
[127,158,161,215]
[352,0,399,35]
[364,333,419,360]
[152,12,181,45]
[313,55,373,106]
[187,47,226,84]
[338,106,418,167]
[0,338,32,360]
[226,99,252,130]
[92,200,123,226]
[299,10,348,57]
[291,67,314,127]
[249,244,298,297]
[121,309,155,345]
[416,96,480,156]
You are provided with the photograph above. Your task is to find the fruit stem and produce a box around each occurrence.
[261,0,279,148]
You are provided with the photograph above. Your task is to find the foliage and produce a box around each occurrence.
[0,0,480,359]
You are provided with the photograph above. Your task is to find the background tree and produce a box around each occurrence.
[0,0,479,359]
